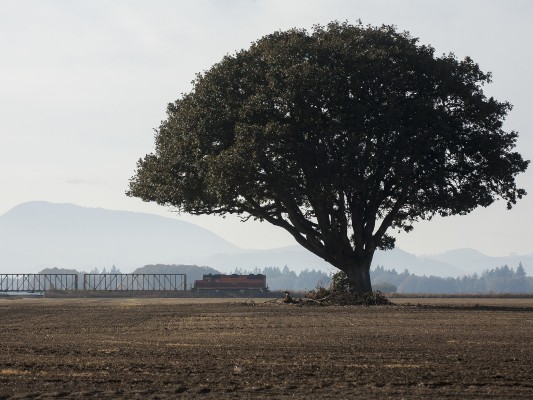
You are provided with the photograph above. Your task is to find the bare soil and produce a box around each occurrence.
[0,297,532,399]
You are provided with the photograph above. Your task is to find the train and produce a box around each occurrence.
[193,273,268,293]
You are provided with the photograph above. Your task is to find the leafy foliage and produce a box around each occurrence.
[128,21,528,292]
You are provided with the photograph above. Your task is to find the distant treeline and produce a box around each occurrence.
[232,266,332,291]
[372,264,533,294]
[37,262,532,294]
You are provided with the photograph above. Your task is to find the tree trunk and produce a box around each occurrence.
[343,254,373,293]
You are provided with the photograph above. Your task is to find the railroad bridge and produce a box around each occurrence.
[0,273,186,292]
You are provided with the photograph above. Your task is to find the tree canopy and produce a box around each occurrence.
[128,22,528,293]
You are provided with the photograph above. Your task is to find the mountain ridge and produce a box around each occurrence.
[0,201,239,273]
[0,201,531,276]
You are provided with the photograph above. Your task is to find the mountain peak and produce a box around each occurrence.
[0,201,239,273]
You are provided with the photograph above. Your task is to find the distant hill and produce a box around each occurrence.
[203,246,466,277]
[422,248,533,275]
[0,201,238,273]
[203,246,532,277]
[201,246,334,274]
[373,248,466,277]
[1,201,531,277]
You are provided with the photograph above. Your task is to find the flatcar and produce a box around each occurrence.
[193,273,268,293]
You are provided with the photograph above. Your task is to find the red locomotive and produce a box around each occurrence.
[193,274,267,293]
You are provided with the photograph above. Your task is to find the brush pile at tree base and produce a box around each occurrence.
[304,286,392,306]
[303,271,392,306]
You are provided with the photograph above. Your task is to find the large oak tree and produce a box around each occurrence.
[128,22,528,293]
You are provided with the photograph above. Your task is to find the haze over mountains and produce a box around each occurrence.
[0,201,531,276]
[0,201,237,273]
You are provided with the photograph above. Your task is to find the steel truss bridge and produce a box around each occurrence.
[83,274,186,291]
[0,273,186,292]
[0,274,77,292]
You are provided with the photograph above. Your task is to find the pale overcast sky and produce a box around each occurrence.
[1,0,532,256]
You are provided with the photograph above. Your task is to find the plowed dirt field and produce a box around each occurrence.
[0,298,532,399]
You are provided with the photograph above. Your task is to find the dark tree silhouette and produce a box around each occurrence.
[128,22,528,293]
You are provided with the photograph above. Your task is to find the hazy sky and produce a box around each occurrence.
[1,0,532,256]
